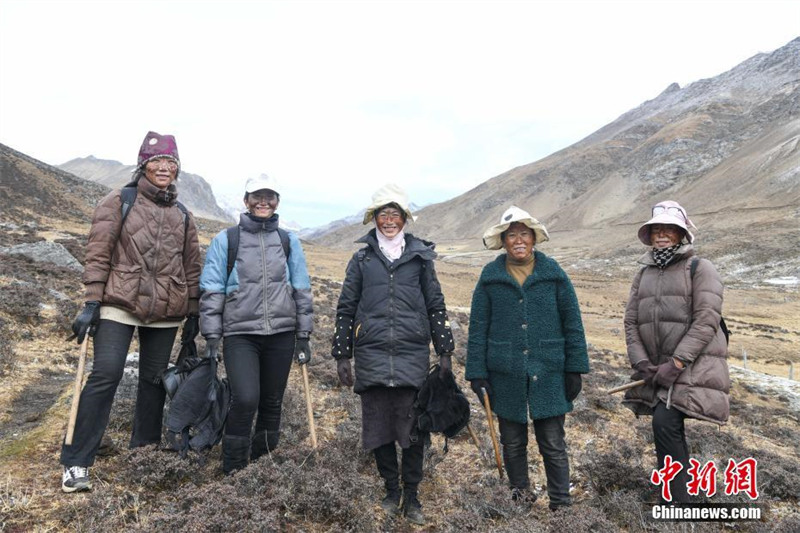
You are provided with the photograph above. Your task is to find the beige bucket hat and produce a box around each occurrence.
[637,200,696,245]
[482,206,550,250]
[362,183,416,225]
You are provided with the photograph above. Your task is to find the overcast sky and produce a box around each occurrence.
[1,0,798,227]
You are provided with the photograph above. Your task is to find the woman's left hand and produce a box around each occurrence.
[565,373,582,401]
[653,360,684,388]
[294,337,312,365]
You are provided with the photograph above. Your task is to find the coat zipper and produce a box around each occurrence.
[388,268,396,386]
[260,230,271,334]
[146,207,166,322]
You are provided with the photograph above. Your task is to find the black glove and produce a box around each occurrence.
[205,337,221,361]
[565,373,582,402]
[439,353,453,379]
[181,314,200,343]
[633,359,658,386]
[70,301,101,344]
[653,360,684,388]
[470,379,493,404]
[337,358,354,387]
[295,337,312,365]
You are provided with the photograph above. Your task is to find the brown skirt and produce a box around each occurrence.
[360,387,417,451]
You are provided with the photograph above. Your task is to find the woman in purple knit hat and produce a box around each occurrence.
[60,131,202,493]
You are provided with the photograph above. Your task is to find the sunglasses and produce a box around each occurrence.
[652,205,687,222]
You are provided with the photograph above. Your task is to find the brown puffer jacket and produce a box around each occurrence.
[623,245,729,425]
[82,178,201,323]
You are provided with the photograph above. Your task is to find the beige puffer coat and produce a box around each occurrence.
[82,178,201,323]
[623,245,729,425]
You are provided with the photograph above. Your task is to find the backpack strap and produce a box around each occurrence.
[277,227,290,259]
[226,225,240,279]
[120,184,189,238]
[689,257,730,344]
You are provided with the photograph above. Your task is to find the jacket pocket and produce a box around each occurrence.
[104,264,142,310]
[486,339,517,374]
[417,313,431,343]
[539,338,566,372]
[166,275,188,318]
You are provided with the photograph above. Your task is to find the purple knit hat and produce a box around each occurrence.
[137,131,180,176]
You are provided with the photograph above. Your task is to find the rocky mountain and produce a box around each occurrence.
[0,143,108,225]
[319,38,800,283]
[59,156,234,223]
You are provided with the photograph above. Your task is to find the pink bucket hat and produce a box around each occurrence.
[136,131,180,177]
[638,200,696,245]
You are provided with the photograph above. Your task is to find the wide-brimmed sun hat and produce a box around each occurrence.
[637,200,696,245]
[362,183,415,225]
[482,206,550,250]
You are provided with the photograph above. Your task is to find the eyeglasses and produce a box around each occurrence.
[376,210,404,222]
[649,224,681,235]
[652,205,687,222]
[504,230,534,241]
[146,158,178,172]
[249,191,279,202]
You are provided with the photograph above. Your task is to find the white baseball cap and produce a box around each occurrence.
[245,173,280,195]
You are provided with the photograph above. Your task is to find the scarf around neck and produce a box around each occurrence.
[652,243,682,269]
[376,229,405,262]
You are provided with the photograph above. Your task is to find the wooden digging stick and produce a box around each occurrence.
[466,423,490,466]
[481,387,504,478]
[65,337,89,445]
[605,379,646,395]
[301,364,318,449]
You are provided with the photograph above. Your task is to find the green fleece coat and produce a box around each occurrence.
[465,251,590,423]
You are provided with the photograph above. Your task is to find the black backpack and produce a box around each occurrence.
[690,257,731,345]
[161,345,231,457]
[225,225,290,278]
[411,365,471,451]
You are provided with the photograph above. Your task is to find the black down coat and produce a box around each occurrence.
[333,229,452,394]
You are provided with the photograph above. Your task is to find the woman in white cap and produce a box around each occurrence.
[199,174,314,474]
[465,206,589,510]
[622,200,729,503]
[61,131,202,492]
[330,183,455,526]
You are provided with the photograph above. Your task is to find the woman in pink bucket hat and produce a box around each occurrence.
[622,200,730,503]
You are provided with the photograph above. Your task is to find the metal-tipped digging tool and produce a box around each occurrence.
[605,379,646,395]
[466,423,490,466]
[65,337,89,445]
[300,364,318,449]
[481,387,503,478]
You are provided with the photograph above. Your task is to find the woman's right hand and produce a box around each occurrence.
[470,379,493,404]
[337,358,354,387]
[633,360,658,385]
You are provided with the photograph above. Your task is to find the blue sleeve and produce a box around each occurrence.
[286,232,311,290]
[286,232,314,333]
[199,231,229,338]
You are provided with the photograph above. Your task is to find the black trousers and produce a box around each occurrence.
[373,437,426,495]
[60,320,177,467]
[498,415,571,508]
[222,332,294,438]
[653,402,690,503]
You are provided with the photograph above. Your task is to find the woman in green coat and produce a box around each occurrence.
[465,206,590,510]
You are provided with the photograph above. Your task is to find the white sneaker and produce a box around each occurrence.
[62,465,92,493]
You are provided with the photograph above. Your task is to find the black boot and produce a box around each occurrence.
[251,430,280,461]
[402,490,425,526]
[222,435,250,475]
[374,443,401,515]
